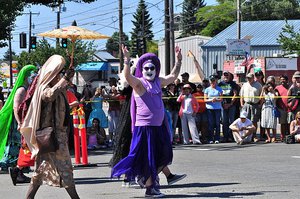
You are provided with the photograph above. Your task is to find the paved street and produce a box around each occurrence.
[1,142,300,199]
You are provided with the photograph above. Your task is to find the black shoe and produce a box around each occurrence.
[17,170,31,183]
[8,167,19,186]
[167,174,187,185]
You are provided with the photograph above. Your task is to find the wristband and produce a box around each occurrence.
[124,59,131,65]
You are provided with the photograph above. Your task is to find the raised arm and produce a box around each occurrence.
[160,46,182,87]
[122,45,143,92]
[189,50,205,81]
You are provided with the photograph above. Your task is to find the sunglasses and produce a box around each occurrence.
[143,66,155,71]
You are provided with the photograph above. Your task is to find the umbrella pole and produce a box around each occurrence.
[70,40,75,69]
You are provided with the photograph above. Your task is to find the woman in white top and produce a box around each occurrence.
[290,111,300,143]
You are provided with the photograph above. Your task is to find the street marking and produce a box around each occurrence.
[291,156,300,159]
[182,147,211,151]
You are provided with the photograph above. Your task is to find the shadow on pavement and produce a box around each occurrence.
[75,177,118,184]
[160,182,239,189]
[160,191,264,198]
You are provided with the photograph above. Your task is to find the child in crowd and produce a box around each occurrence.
[260,83,277,143]
[177,84,201,145]
[87,118,108,150]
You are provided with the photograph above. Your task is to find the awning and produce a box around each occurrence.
[76,62,108,71]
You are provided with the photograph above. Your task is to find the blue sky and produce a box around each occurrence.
[0,0,217,58]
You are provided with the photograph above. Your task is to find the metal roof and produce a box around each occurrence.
[94,50,119,62]
[203,20,300,47]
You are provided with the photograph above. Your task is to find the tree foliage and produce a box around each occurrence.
[17,39,96,69]
[196,0,300,37]
[0,0,25,48]
[130,0,154,56]
[0,0,97,48]
[106,31,130,58]
[277,21,300,55]
[180,0,206,38]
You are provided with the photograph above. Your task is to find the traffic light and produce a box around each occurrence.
[61,38,68,48]
[30,36,37,49]
[20,33,27,48]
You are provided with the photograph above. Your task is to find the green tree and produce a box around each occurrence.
[0,0,25,48]
[17,38,96,69]
[146,40,158,55]
[106,32,130,58]
[242,0,300,20]
[180,0,206,38]
[195,0,300,37]
[130,0,154,56]
[0,0,97,48]
[277,21,300,55]
[3,50,17,61]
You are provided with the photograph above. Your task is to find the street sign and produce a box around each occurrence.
[226,39,250,56]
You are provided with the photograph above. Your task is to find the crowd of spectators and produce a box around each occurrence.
[162,70,300,145]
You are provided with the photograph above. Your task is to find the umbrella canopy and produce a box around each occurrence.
[38,25,110,41]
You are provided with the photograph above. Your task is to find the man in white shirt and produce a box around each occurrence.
[229,111,256,145]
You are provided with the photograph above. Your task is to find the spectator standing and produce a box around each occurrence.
[275,75,290,141]
[260,84,277,143]
[218,71,239,142]
[204,75,223,144]
[193,84,208,143]
[87,87,108,129]
[179,72,197,93]
[287,71,300,123]
[164,83,180,143]
[0,100,3,110]
[107,85,121,143]
[229,111,256,145]
[80,82,94,122]
[240,73,262,142]
[177,84,201,145]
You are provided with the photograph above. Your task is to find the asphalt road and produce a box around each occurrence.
[1,142,300,199]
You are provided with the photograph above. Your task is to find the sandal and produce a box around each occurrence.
[271,138,276,143]
[265,139,271,143]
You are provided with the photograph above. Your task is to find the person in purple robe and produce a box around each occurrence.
[111,45,182,197]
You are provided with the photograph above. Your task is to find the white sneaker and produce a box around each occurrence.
[214,140,219,144]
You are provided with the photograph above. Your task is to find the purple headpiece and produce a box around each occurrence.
[135,53,160,78]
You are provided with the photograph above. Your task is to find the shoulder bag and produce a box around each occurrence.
[36,101,58,154]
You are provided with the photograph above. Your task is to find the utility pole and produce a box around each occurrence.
[237,0,241,39]
[119,0,124,70]
[56,1,62,47]
[169,0,175,69]
[29,11,32,53]
[165,0,170,75]
[8,28,13,87]
[23,11,39,52]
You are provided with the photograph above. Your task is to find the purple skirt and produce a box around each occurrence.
[111,124,173,186]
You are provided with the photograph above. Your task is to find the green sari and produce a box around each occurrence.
[0,65,36,168]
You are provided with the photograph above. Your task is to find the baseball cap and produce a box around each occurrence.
[183,84,192,89]
[223,71,232,75]
[246,73,254,78]
[293,71,300,78]
[240,111,248,118]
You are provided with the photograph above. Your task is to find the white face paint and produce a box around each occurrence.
[142,62,156,81]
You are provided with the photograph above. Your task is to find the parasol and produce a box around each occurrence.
[38,20,110,67]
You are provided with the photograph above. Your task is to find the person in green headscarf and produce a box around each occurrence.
[0,65,37,173]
